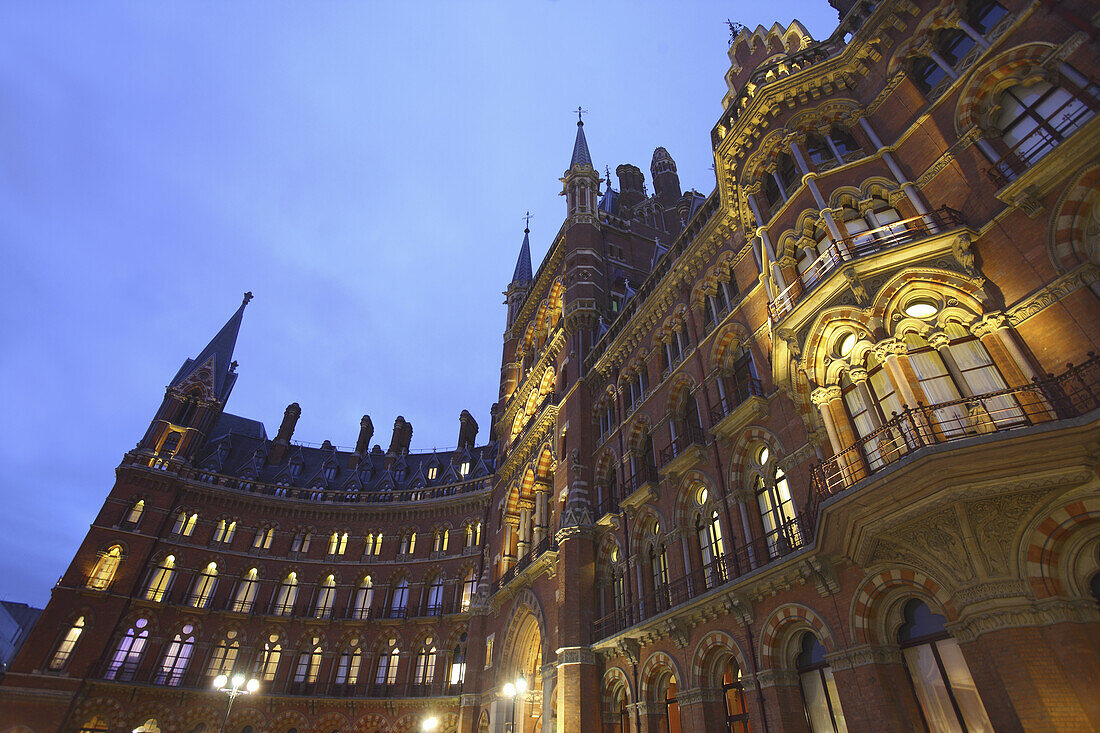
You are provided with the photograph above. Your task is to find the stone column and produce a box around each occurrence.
[676,686,726,731]
[518,505,533,557]
[533,485,550,546]
[633,700,668,733]
[756,669,810,732]
[858,116,930,217]
[555,646,600,733]
[811,385,868,487]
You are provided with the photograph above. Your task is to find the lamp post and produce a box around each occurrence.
[502,676,528,733]
[213,673,260,733]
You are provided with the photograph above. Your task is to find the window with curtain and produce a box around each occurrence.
[754,446,800,558]
[190,562,218,608]
[414,646,437,685]
[144,555,176,602]
[231,568,259,613]
[450,634,468,685]
[376,647,400,685]
[155,624,195,686]
[87,546,123,590]
[354,577,374,619]
[171,511,198,537]
[105,618,148,681]
[293,645,321,684]
[335,645,361,685]
[272,573,299,616]
[460,570,476,612]
[207,630,239,677]
[696,509,727,589]
[124,499,145,525]
[904,334,968,437]
[258,634,281,681]
[797,633,848,733]
[426,578,444,615]
[48,615,85,671]
[314,575,336,618]
[899,600,993,732]
[391,580,409,617]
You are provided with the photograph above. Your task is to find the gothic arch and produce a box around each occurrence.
[308,712,351,733]
[499,588,549,678]
[850,568,958,645]
[674,469,718,528]
[225,706,267,733]
[710,322,754,371]
[1049,165,1100,273]
[728,427,787,490]
[759,603,837,670]
[690,630,750,688]
[639,650,685,701]
[955,42,1056,133]
[1019,490,1100,599]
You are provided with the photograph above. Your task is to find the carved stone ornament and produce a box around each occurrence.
[825,644,903,671]
[964,490,1051,576]
[555,645,597,665]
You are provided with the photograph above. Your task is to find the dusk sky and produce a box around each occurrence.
[0,1,838,607]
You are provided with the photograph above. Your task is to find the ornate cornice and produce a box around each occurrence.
[1007,264,1100,327]
[949,598,1099,644]
[826,644,903,671]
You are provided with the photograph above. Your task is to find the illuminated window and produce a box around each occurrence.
[171,511,198,537]
[696,508,727,589]
[259,634,281,681]
[273,572,299,616]
[426,578,444,615]
[291,529,311,553]
[190,562,218,608]
[335,643,362,685]
[353,576,374,619]
[427,466,438,480]
[231,568,259,613]
[365,532,383,556]
[144,555,176,602]
[797,633,847,733]
[314,575,336,618]
[328,531,348,556]
[105,618,148,680]
[413,644,437,685]
[375,644,400,686]
[48,615,85,670]
[293,641,322,684]
[484,633,494,669]
[756,460,800,559]
[124,499,145,525]
[459,460,471,477]
[79,716,110,733]
[155,623,195,686]
[207,629,240,677]
[460,570,476,612]
[723,659,750,732]
[390,579,409,617]
[449,633,468,685]
[252,526,274,550]
[213,519,237,544]
[87,545,123,590]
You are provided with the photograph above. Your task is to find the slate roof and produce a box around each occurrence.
[170,295,250,402]
[512,228,533,285]
[570,120,593,169]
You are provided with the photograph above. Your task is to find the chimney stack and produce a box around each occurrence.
[350,415,374,469]
[270,402,301,464]
[387,416,413,456]
[457,410,479,451]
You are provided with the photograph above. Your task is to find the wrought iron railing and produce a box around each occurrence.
[805,354,1100,530]
[658,424,707,467]
[709,378,765,424]
[768,206,964,321]
[621,464,659,497]
[494,535,559,592]
[984,90,1097,188]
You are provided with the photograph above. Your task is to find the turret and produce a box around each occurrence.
[561,113,600,224]
[651,147,681,207]
[269,402,301,465]
[138,292,251,464]
[505,223,533,331]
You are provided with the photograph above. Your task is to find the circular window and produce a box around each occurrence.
[904,301,938,319]
[695,485,709,506]
[756,445,770,465]
[837,332,857,358]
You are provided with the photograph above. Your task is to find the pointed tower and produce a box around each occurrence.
[137,293,251,464]
[500,221,535,406]
[505,223,533,331]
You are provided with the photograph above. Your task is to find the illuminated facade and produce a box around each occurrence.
[2,0,1099,731]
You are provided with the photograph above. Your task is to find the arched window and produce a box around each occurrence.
[293,642,322,684]
[190,562,218,608]
[124,499,145,525]
[797,633,847,733]
[258,634,281,681]
[353,577,374,620]
[213,519,237,544]
[696,502,727,590]
[663,675,682,733]
[376,646,400,686]
[144,555,176,602]
[426,578,444,615]
[252,526,274,550]
[314,575,336,618]
[414,645,437,685]
[172,511,198,537]
[460,570,476,612]
[898,600,993,731]
[450,633,468,685]
[207,630,240,677]
[990,77,1097,181]
[716,345,758,413]
[231,568,259,613]
[752,445,800,558]
[806,125,862,170]
[335,642,362,686]
[273,572,298,616]
[88,546,123,590]
[79,716,110,733]
[155,623,195,686]
[48,615,85,671]
[650,541,671,612]
[291,530,312,554]
[723,658,750,732]
[390,579,409,617]
[328,531,348,556]
[106,618,148,680]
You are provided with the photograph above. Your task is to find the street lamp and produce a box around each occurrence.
[502,676,528,733]
[213,673,260,733]
[421,716,439,731]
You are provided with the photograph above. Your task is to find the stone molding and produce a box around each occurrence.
[556,645,597,666]
[825,644,903,671]
[755,668,799,689]
[676,686,723,705]
[949,597,1100,643]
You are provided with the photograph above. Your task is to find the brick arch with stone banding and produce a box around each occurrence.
[308,711,351,733]
[602,665,635,706]
[727,427,785,488]
[639,650,685,701]
[269,710,310,732]
[709,321,754,371]
[1023,495,1100,598]
[690,630,750,688]
[759,603,836,670]
[1050,165,1100,273]
[850,568,956,645]
[955,43,1055,133]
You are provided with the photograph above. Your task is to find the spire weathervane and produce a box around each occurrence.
[243,291,253,306]
[575,106,587,124]
[523,211,533,233]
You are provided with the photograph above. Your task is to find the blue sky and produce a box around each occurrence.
[0,1,838,606]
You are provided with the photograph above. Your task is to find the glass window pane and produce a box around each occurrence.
[801,671,833,733]
[936,639,995,732]
[904,646,962,732]
[823,668,849,733]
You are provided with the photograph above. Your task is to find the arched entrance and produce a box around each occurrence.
[499,603,546,733]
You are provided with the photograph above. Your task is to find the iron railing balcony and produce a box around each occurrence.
[494,535,559,592]
[984,91,1097,188]
[709,378,765,425]
[768,206,964,322]
[658,424,707,468]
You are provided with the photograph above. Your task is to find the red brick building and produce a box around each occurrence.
[2,0,1099,731]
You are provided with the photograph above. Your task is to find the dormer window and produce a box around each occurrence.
[427,466,438,481]
[324,465,336,482]
[459,460,471,477]
[290,461,302,479]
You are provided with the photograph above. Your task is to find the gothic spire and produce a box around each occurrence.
[569,108,592,170]
[511,221,533,285]
[169,292,251,403]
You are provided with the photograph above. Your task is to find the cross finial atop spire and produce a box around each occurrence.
[242,291,253,306]
[575,106,587,125]
[523,211,532,233]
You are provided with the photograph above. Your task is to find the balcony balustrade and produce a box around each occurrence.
[494,535,559,592]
